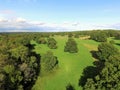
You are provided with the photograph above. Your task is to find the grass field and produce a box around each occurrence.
[31,36,120,90]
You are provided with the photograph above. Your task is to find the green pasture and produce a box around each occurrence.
[31,36,120,90]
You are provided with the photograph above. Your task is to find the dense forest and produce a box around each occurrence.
[0,30,120,90]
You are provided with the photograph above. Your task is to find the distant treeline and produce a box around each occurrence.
[1,29,120,37]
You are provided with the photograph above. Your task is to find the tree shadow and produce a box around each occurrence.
[115,43,120,46]
[90,50,98,59]
[79,50,105,87]
[26,43,36,50]
[78,66,98,87]
[66,83,75,90]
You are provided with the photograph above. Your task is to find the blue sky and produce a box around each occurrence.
[0,0,120,32]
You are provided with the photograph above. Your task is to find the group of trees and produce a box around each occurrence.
[0,34,40,90]
[80,42,120,90]
[90,32,107,42]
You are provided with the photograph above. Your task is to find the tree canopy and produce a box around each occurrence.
[90,32,107,42]
[47,38,57,49]
[97,42,119,61]
[41,51,58,75]
[82,42,120,90]
[64,38,78,53]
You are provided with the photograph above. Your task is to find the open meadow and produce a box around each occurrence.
[32,35,119,90]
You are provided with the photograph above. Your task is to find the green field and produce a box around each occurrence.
[31,36,120,90]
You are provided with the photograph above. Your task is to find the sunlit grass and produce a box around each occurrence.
[31,36,120,90]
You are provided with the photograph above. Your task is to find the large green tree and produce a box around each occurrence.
[64,38,78,53]
[97,42,119,61]
[90,32,107,42]
[47,38,57,49]
[41,51,58,75]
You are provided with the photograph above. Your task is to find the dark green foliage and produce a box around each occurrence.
[0,73,5,90]
[115,32,120,39]
[74,34,79,38]
[47,38,57,49]
[64,38,78,53]
[38,38,47,44]
[82,42,120,90]
[109,40,115,44]
[66,83,75,90]
[83,79,96,90]
[97,42,119,61]
[0,34,40,90]
[68,33,73,38]
[84,55,120,90]
[79,66,99,87]
[34,36,41,43]
[90,32,107,42]
[5,46,39,90]
[41,51,58,74]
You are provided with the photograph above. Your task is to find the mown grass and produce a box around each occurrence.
[31,36,120,90]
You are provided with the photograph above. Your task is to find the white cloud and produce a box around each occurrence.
[0,17,8,22]
[15,17,26,23]
[0,17,120,32]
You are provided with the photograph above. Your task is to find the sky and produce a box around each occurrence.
[0,0,120,32]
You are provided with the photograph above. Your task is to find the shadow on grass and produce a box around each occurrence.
[78,50,104,87]
[78,66,98,87]
[66,83,75,90]
[90,50,98,59]
[115,43,120,46]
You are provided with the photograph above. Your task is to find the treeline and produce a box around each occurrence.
[1,29,120,40]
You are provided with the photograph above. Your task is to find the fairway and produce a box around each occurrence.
[31,36,99,90]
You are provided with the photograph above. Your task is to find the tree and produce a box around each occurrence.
[90,32,107,42]
[41,51,58,74]
[84,55,120,90]
[97,42,119,61]
[64,38,78,53]
[115,32,120,39]
[68,33,73,38]
[109,40,115,44]
[38,38,47,44]
[74,34,79,38]
[47,38,57,49]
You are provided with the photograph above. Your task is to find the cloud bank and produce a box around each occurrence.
[0,17,120,32]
